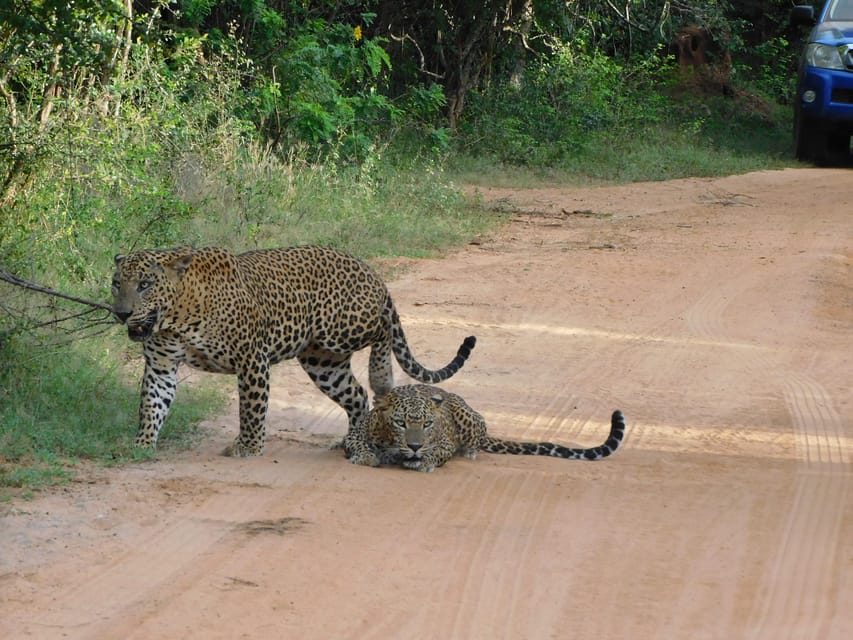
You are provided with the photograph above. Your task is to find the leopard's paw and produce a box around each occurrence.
[403,459,436,473]
[222,440,264,457]
[348,451,381,467]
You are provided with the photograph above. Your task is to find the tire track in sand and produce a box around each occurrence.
[342,472,467,640]
[437,471,566,640]
[782,374,849,467]
[684,265,850,639]
[352,467,568,640]
[746,374,849,640]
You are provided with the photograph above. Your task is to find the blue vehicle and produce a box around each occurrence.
[792,0,853,163]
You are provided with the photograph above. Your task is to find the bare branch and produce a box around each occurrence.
[387,31,444,80]
[0,270,114,313]
[22,306,115,332]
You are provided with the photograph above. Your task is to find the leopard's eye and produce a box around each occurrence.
[137,280,152,293]
[111,278,121,291]
[423,419,434,431]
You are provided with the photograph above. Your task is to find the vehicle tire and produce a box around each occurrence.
[823,132,851,165]
[794,111,818,162]
[794,114,845,165]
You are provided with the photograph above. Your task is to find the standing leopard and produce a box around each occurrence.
[111,246,476,456]
[345,384,625,472]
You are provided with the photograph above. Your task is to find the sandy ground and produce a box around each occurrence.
[1,168,851,639]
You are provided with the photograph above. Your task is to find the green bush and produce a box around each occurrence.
[457,46,674,166]
[454,38,793,180]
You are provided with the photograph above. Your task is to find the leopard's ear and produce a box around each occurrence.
[162,249,194,281]
[373,393,395,415]
[114,254,126,266]
[173,254,193,279]
[429,394,444,408]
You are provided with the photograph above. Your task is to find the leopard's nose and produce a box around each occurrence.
[408,443,422,452]
[114,310,131,323]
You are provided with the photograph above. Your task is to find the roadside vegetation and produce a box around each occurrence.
[1,1,806,494]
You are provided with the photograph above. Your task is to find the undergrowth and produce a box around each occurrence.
[452,47,795,185]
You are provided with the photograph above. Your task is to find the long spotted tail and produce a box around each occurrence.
[388,306,476,383]
[482,410,625,460]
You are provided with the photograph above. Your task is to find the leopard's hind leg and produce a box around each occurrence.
[367,339,394,399]
[298,348,369,432]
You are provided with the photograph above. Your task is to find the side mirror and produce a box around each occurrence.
[791,5,816,27]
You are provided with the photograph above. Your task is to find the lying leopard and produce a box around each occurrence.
[345,384,625,472]
[111,246,476,456]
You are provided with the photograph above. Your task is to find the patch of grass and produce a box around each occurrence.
[0,458,71,491]
[453,112,795,187]
[446,157,613,189]
[571,122,793,183]
[0,334,225,496]
[452,125,795,187]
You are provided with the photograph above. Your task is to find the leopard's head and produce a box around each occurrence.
[111,247,194,342]
[386,394,444,460]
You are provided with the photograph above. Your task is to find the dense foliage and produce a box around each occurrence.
[0,1,805,270]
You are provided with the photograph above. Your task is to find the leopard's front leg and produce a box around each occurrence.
[135,342,180,450]
[223,355,270,457]
[344,418,381,467]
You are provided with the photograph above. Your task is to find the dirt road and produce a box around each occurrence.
[2,168,851,639]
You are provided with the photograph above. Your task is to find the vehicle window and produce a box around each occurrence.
[829,0,853,20]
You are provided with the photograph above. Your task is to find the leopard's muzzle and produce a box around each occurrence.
[118,310,158,342]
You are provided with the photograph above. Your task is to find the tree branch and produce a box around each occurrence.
[0,270,114,313]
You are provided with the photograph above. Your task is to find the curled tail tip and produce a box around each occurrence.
[458,335,477,358]
[610,410,626,435]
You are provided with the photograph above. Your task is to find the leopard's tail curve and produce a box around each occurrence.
[482,410,625,460]
[387,306,476,383]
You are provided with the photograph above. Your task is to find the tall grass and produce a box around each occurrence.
[176,143,491,257]
[452,46,796,186]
